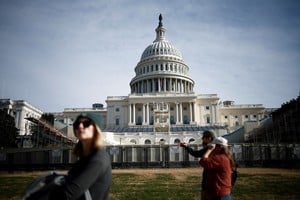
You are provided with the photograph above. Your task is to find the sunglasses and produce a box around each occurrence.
[73,118,93,129]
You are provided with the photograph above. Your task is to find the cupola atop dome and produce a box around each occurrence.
[140,14,183,61]
[154,14,166,42]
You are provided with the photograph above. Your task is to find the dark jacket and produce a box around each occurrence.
[55,148,112,200]
[183,145,208,190]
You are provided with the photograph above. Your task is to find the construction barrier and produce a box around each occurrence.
[0,143,299,171]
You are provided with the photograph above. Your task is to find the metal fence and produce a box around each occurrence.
[1,143,299,171]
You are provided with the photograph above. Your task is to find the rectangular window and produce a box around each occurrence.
[206,117,210,124]
[205,106,210,110]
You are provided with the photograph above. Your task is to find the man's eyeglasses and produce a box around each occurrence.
[73,118,93,129]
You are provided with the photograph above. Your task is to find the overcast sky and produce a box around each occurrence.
[0,0,299,112]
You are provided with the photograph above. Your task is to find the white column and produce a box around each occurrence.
[193,102,195,122]
[176,103,179,124]
[133,104,136,125]
[214,104,218,125]
[211,105,215,124]
[180,103,183,124]
[200,105,204,125]
[189,102,193,124]
[147,103,150,125]
[142,104,146,125]
[128,104,132,125]
[158,78,161,92]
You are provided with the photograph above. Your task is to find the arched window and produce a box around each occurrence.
[130,139,137,144]
[206,115,211,124]
[174,139,180,144]
[189,138,195,143]
[159,139,165,145]
[145,139,151,144]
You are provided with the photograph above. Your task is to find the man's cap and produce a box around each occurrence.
[76,113,102,129]
[209,136,228,146]
[202,130,215,138]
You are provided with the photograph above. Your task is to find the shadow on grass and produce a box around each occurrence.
[1,172,300,200]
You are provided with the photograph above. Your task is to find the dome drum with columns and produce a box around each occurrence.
[102,14,265,145]
[130,14,194,95]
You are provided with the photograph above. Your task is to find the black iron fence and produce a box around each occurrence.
[1,143,299,171]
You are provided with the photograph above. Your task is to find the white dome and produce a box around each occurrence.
[140,41,183,61]
[130,14,195,95]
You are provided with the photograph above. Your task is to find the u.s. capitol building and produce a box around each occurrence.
[61,15,266,145]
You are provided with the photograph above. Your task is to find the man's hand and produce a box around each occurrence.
[179,142,187,147]
[207,143,216,151]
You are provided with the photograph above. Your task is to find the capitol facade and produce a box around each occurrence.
[1,15,266,147]
[98,15,265,145]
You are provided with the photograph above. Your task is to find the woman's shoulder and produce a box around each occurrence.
[214,153,229,161]
[92,148,110,161]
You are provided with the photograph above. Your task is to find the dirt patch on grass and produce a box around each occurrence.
[113,168,202,181]
[112,167,300,176]
[238,168,300,176]
[0,170,67,177]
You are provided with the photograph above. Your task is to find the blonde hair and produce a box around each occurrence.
[73,123,103,157]
[215,145,235,169]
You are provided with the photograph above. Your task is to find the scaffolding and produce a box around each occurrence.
[24,117,76,148]
[246,96,300,144]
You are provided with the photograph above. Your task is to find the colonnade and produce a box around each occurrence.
[128,102,196,126]
[131,77,193,94]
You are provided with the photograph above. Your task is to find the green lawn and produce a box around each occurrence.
[1,169,300,200]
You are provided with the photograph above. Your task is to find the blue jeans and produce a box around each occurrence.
[214,194,232,200]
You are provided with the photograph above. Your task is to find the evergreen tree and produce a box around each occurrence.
[0,109,18,148]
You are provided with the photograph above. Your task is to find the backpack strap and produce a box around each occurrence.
[84,190,92,200]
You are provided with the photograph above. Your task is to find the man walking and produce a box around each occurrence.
[180,130,215,200]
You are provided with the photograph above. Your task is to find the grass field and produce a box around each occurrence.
[1,168,300,199]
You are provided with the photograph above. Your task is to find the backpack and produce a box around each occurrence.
[22,171,92,200]
[22,171,65,200]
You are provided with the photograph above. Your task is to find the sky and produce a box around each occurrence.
[0,0,299,112]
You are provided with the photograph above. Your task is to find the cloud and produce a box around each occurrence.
[0,0,299,111]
